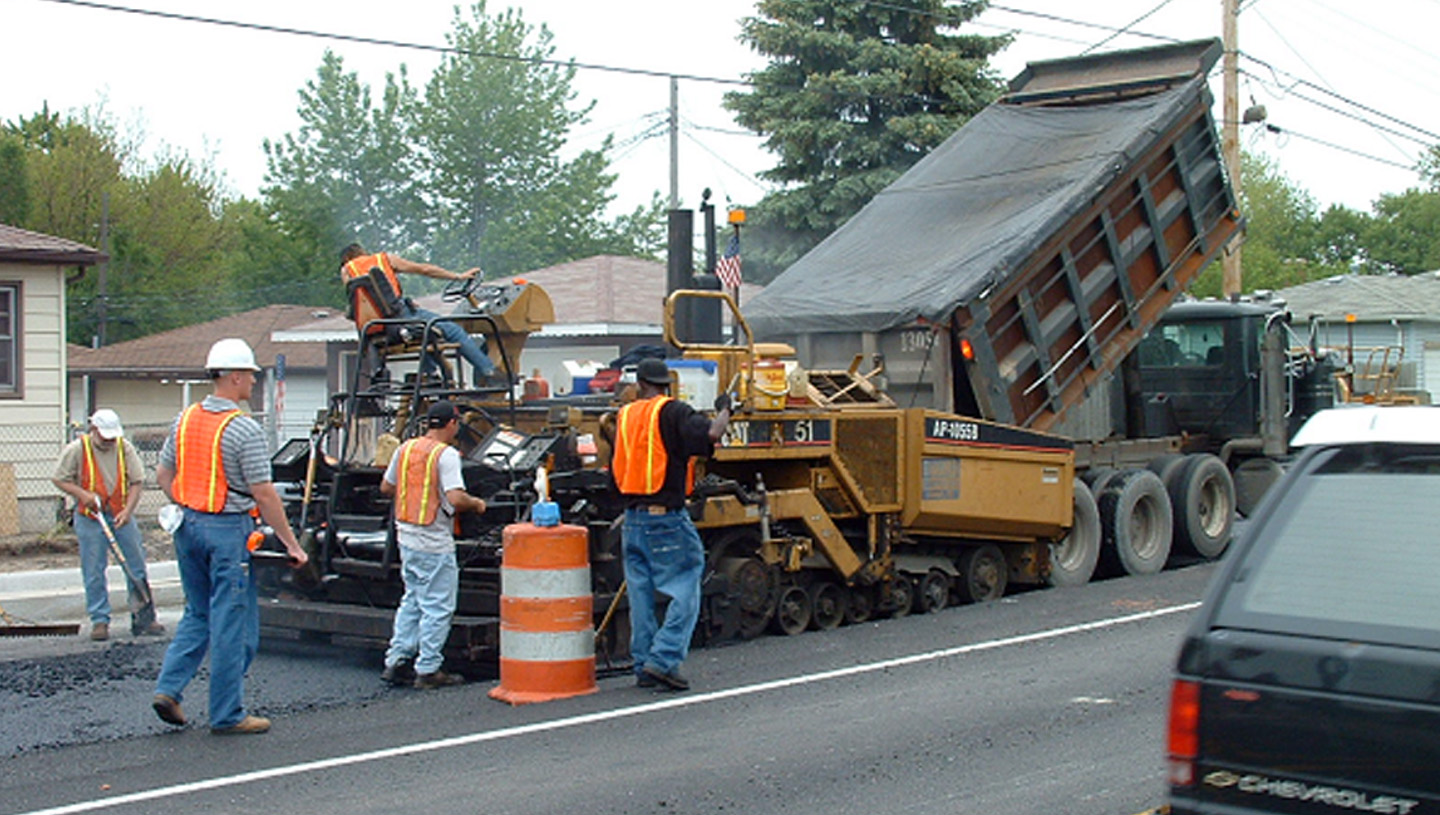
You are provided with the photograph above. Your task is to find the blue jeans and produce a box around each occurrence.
[154,509,258,729]
[623,507,704,676]
[385,546,459,675]
[74,513,150,626]
[400,303,497,380]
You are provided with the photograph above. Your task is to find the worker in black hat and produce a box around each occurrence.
[611,357,732,691]
[378,401,487,689]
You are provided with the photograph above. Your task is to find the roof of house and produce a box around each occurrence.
[69,304,336,375]
[277,254,762,340]
[0,223,106,266]
[1273,271,1440,322]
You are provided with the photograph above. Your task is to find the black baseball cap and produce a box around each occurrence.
[425,401,458,428]
[636,357,671,386]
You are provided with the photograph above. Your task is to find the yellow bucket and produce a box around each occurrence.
[745,358,788,411]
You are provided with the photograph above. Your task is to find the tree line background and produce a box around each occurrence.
[0,0,1437,347]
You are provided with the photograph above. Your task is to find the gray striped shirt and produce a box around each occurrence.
[159,395,272,514]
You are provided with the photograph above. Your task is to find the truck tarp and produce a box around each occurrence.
[744,78,1209,339]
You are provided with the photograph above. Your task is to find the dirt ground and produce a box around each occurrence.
[0,527,174,574]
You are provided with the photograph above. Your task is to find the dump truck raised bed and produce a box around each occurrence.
[743,38,1335,577]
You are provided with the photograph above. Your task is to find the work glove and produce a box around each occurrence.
[714,392,736,413]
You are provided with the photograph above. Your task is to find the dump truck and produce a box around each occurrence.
[743,38,1336,578]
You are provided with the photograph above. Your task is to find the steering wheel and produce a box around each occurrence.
[441,274,481,302]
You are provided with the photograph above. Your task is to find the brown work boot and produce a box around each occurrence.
[152,694,186,726]
[89,622,109,641]
[211,715,271,735]
[413,670,465,690]
[133,621,166,637]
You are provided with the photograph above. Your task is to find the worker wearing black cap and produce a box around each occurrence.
[611,357,732,691]
[378,401,487,689]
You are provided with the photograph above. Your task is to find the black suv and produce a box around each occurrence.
[1167,407,1440,814]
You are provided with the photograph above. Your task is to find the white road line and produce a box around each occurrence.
[12,601,1201,815]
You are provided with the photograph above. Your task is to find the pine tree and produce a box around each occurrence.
[724,0,1009,281]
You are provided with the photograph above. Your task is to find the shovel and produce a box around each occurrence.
[92,498,157,627]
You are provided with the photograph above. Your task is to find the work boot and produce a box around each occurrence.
[89,622,109,641]
[133,621,166,637]
[212,715,271,735]
[641,665,690,691]
[380,659,416,686]
[413,670,465,690]
[152,694,186,726]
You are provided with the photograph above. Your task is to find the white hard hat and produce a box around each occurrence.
[89,408,124,440]
[205,338,260,372]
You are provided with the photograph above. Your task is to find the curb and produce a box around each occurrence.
[0,561,183,625]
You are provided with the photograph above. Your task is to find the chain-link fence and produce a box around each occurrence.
[1,414,268,535]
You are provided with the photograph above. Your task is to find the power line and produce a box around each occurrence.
[1239,53,1440,142]
[1258,123,1417,171]
[1249,6,1414,165]
[35,0,750,87]
[1081,0,1180,54]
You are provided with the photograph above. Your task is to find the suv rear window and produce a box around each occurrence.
[1216,444,1440,650]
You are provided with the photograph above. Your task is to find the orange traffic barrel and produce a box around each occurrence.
[488,521,598,705]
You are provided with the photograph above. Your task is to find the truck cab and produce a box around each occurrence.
[1138,300,1336,458]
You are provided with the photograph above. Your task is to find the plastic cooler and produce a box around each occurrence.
[667,359,718,409]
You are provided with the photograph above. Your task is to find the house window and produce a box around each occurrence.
[0,282,18,396]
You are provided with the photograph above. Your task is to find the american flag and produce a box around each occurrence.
[716,233,742,290]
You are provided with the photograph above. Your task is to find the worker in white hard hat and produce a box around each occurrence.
[151,337,309,736]
[51,408,163,641]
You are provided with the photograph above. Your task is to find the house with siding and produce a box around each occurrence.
[1274,272,1440,403]
[67,304,335,455]
[0,224,105,533]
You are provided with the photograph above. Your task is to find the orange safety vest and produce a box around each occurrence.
[612,396,695,497]
[341,252,404,335]
[78,434,127,519]
[394,437,448,526]
[172,404,244,513]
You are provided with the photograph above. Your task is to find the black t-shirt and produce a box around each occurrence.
[616,399,715,509]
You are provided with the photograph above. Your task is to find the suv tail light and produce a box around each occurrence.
[1167,679,1200,786]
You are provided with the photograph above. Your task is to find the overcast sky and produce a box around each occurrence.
[4,0,1438,221]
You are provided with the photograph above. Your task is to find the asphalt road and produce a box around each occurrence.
[0,562,1216,815]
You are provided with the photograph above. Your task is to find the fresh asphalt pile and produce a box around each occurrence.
[0,637,393,756]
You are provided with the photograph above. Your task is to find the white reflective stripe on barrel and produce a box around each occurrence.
[499,628,595,662]
[501,566,591,599]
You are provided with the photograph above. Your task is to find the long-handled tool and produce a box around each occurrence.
[92,498,156,626]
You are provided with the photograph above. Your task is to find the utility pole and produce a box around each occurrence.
[668,76,679,210]
[97,192,110,347]
[1221,0,1242,297]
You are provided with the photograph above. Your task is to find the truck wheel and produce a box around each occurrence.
[1082,466,1120,497]
[718,556,777,639]
[770,585,811,636]
[956,545,1007,603]
[1170,454,1235,560]
[885,577,913,619]
[808,581,845,630]
[1233,457,1284,517]
[1098,469,1173,576]
[1146,454,1187,490]
[843,585,875,624]
[1049,479,1100,587]
[916,569,952,612]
